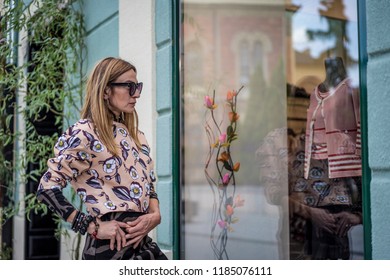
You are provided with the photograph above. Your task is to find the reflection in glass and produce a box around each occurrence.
[181,0,363,260]
[286,0,363,260]
[239,40,250,86]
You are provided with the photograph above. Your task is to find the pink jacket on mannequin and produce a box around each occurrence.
[304,78,361,179]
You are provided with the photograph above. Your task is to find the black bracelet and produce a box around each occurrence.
[71,211,83,232]
[71,211,95,235]
[79,215,94,235]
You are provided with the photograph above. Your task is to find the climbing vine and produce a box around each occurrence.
[0,0,86,259]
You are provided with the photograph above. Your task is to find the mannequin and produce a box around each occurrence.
[296,55,362,259]
[319,56,348,92]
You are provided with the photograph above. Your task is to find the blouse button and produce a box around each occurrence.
[344,130,349,134]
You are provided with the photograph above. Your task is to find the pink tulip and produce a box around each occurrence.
[222,173,230,185]
[204,95,215,109]
[219,133,227,144]
[217,220,226,228]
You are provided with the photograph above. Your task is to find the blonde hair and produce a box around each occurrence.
[80,57,141,156]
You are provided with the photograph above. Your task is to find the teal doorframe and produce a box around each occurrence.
[357,0,372,260]
[155,0,180,259]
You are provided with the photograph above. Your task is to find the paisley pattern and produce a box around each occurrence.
[37,119,158,218]
[289,134,360,207]
[257,128,361,208]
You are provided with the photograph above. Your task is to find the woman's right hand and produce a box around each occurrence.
[88,219,129,251]
[310,207,337,235]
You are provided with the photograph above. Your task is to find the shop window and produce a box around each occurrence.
[181,0,363,260]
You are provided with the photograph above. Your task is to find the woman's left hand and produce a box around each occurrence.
[124,212,161,248]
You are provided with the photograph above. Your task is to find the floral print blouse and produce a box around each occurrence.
[37,119,158,220]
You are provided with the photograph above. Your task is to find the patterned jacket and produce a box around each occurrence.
[37,119,158,221]
[304,78,361,179]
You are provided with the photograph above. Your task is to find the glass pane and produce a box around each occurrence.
[181,0,363,260]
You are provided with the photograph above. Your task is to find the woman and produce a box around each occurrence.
[37,57,167,260]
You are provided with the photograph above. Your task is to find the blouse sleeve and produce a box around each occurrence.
[36,124,92,221]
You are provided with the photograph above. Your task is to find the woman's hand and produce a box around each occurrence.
[124,212,161,248]
[333,212,362,237]
[88,219,129,251]
[310,207,337,235]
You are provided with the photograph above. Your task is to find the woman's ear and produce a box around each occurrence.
[104,87,110,100]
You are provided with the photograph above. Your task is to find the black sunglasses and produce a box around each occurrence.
[109,82,143,96]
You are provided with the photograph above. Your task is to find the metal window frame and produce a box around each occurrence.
[357,0,372,260]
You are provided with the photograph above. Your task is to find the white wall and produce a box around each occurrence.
[119,0,156,154]
[119,0,158,242]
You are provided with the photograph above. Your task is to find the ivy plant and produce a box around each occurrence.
[0,0,86,259]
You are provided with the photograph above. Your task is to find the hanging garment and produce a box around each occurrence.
[304,78,361,179]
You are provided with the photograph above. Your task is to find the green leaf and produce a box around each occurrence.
[227,125,233,137]
[223,161,232,171]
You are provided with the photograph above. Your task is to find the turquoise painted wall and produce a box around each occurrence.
[155,0,174,251]
[66,0,119,126]
[20,0,119,76]
[83,0,119,73]
[366,0,390,260]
